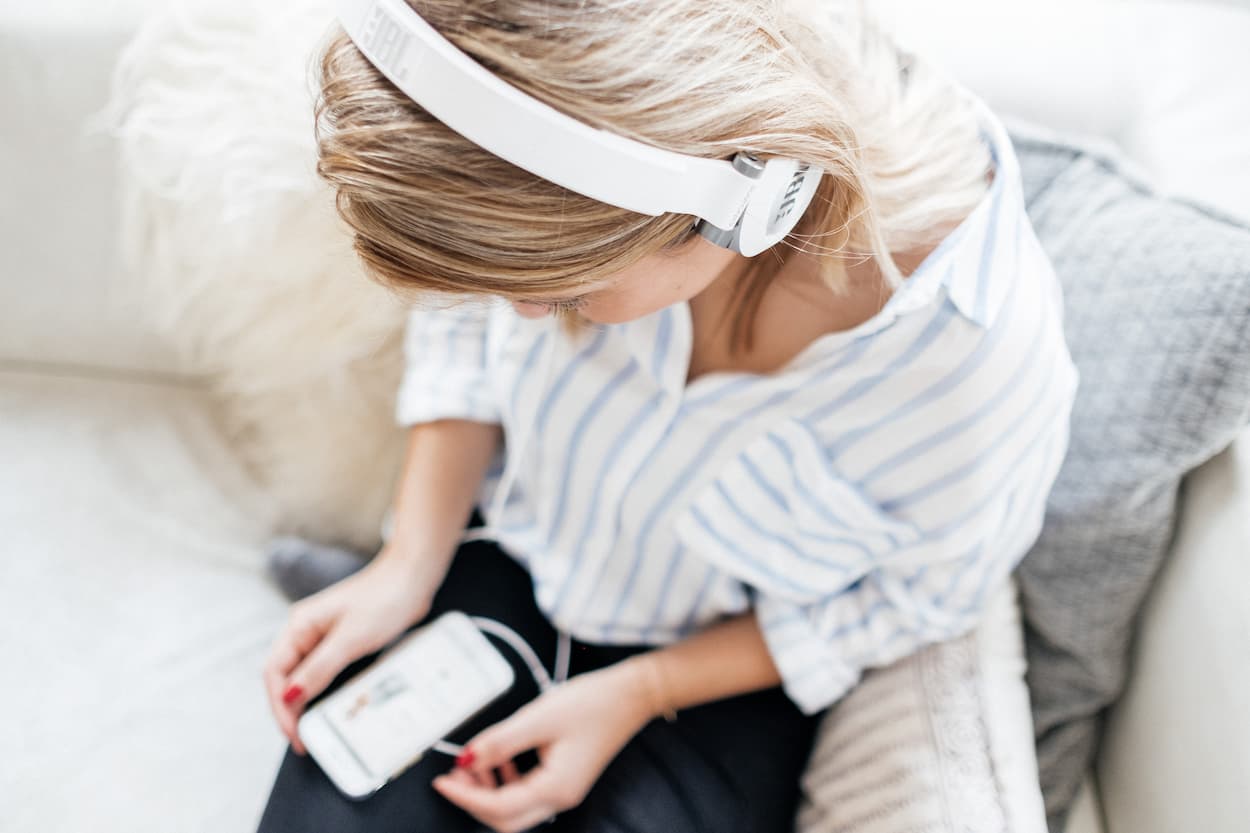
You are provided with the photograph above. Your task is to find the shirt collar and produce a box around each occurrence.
[929,91,1025,330]
[614,92,1023,379]
[759,91,1025,337]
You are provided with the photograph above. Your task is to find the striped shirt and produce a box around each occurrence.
[394,98,1080,715]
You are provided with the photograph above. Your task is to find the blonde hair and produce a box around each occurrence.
[314,0,991,348]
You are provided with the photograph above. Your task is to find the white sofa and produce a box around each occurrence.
[2,2,1247,832]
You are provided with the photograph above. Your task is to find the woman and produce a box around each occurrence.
[258,1,1079,831]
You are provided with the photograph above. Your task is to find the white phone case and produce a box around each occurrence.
[298,610,516,799]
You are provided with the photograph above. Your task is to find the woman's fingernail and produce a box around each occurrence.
[455,748,475,768]
[282,684,304,705]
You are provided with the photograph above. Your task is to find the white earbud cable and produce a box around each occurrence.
[428,617,572,759]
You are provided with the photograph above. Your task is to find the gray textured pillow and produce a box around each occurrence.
[1010,123,1250,831]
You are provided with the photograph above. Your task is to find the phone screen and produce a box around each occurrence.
[318,617,505,779]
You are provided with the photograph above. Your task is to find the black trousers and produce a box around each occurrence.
[256,536,824,833]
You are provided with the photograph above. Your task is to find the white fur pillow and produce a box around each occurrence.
[109,0,406,550]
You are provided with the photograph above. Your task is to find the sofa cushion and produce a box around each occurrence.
[0,370,289,833]
[797,578,1049,833]
[1009,121,1250,831]
[0,1,180,374]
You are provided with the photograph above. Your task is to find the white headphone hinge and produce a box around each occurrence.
[695,152,766,252]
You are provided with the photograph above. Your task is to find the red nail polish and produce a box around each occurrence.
[455,748,475,768]
[282,684,304,705]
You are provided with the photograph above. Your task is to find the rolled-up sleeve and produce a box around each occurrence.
[750,481,1050,716]
[395,298,501,427]
[677,381,1076,714]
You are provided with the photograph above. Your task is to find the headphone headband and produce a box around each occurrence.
[335,0,821,256]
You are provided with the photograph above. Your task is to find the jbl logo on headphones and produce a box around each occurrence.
[773,165,811,226]
[362,4,413,81]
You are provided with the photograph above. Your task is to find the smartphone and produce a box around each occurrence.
[297,610,516,800]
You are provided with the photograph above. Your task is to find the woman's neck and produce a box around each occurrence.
[684,248,894,384]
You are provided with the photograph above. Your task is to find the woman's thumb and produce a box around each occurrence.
[286,628,364,708]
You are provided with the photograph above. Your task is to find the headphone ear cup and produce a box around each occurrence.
[735,158,823,256]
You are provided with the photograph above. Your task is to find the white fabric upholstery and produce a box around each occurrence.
[1063,778,1105,833]
[873,0,1250,225]
[0,370,287,833]
[0,1,180,375]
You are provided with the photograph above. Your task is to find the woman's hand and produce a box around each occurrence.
[432,657,661,833]
[261,551,436,754]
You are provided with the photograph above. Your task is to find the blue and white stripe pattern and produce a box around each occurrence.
[394,100,1080,715]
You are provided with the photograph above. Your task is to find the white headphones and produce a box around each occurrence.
[335,0,823,257]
